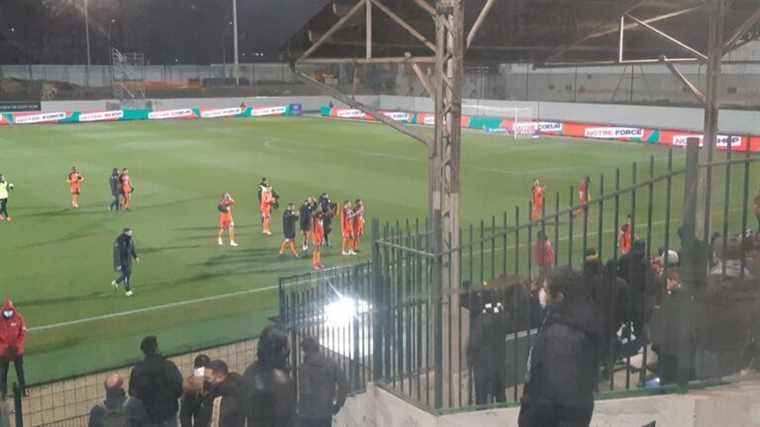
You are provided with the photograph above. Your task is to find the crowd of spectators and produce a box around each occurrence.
[89,327,347,427]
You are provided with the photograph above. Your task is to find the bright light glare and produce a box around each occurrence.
[324,296,369,329]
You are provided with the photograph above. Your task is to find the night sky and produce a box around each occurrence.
[0,0,328,65]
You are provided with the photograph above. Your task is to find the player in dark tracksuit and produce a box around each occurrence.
[279,204,299,257]
[300,198,316,252]
[112,228,139,296]
[109,168,121,211]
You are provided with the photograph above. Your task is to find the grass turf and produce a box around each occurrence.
[0,116,755,384]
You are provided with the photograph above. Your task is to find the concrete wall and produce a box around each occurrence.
[377,95,760,135]
[336,378,760,427]
[38,95,336,113]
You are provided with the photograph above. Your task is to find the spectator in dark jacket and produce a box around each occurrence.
[180,354,212,427]
[206,360,246,427]
[0,299,26,398]
[109,168,121,211]
[467,288,509,405]
[129,336,184,427]
[112,228,140,297]
[298,336,347,427]
[243,325,296,427]
[89,374,147,427]
[519,266,601,427]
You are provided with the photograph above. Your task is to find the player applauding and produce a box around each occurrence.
[341,201,355,256]
[67,166,84,209]
[353,199,366,253]
[120,168,134,211]
[218,193,239,247]
[531,179,545,222]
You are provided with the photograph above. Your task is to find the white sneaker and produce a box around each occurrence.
[342,251,348,256]
[111,280,118,289]
[230,241,239,247]
[218,238,224,246]
[125,290,134,297]
[302,245,308,251]
[349,250,357,256]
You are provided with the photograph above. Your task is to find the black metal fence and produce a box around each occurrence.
[279,145,760,414]
[279,262,374,396]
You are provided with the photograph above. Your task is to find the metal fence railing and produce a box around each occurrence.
[11,338,258,427]
[279,262,374,396]
[278,145,760,414]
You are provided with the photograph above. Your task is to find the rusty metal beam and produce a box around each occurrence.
[724,5,760,51]
[466,0,497,49]
[410,62,434,97]
[626,14,708,62]
[543,0,648,63]
[369,0,436,52]
[297,0,367,62]
[292,68,431,147]
[298,56,435,64]
[662,57,706,104]
[413,0,436,17]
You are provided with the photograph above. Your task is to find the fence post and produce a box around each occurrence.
[371,218,384,382]
[12,383,22,427]
[677,137,703,390]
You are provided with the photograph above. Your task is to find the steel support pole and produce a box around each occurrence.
[233,0,240,86]
[84,0,91,86]
[366,0,373,58]
[431,0,463,409]
[697,0,724,244]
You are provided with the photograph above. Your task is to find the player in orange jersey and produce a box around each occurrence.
[618,215,633,255]
[312,211,325,270]
[577,176,591,217]
[67,166,85,209]
[119,168,134,211]
[352,199,365,253]
[340,201,355,256]
[530,179,545,222]
[217,193,239,247]
[260,183,274,235]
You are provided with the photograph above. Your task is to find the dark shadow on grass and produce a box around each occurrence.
[18,230,104,249]
[13,289,117,309]
[140,244,204,255]
[173,224,257,232]
[21,208,74,219]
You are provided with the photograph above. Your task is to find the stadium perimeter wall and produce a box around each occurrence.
[377,95,760,135]
[34,95,760,137]
[335,379,760,427]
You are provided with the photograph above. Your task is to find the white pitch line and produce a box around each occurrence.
[29,284,280,333]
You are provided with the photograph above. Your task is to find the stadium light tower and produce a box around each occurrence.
[84,0,91,67]
[232,0,240,86]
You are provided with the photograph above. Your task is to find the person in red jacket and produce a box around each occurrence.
[0,299,27,398]
[532,230,555,280]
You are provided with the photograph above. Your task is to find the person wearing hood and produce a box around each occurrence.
[205,360,246,427]
[89,374,147,427]
[128,336,183,427]
[0,299,26,398]
[298,336,347,427]
[180,354,213,427]
[519,267,601,427]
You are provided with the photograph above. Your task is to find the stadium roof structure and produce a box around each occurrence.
[285,0,760,67]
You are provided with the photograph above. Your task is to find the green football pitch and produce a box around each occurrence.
[0,116,749,384]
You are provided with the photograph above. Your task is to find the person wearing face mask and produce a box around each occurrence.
[180,355,213,427]
[0,299,26,399]
[205,360,245,427]
[519,267,602,427]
